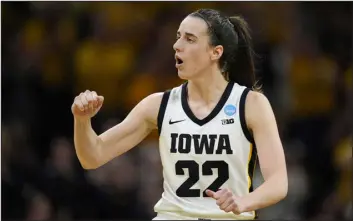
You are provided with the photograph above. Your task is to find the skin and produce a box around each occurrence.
[72,15,287,216]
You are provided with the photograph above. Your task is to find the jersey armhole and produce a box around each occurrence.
[157,90,171,136]
[239,88,255,145]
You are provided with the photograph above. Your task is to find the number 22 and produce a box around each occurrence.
[175,160,229,197]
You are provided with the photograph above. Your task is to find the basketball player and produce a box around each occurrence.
[72,9,288,220]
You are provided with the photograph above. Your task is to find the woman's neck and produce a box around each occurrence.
[187,69,229,104]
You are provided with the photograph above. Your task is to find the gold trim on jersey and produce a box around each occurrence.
[247,143,257,191]
[247,143,253,190]
[247,143,258,219]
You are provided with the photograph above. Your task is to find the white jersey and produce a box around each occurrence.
[154,82,257,220]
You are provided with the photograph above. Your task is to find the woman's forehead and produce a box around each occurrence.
[177,16,209,38]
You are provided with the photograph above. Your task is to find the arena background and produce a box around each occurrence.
[1,1,352,220]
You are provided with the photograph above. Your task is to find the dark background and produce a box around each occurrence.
[2,2,352,220]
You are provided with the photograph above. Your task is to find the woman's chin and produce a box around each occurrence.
[177,70,191,80]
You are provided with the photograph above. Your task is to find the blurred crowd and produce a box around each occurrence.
[2,2,352,220]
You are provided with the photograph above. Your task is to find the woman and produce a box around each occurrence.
[72,8,288,220]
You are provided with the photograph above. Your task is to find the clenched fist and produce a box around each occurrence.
[72,90,104,119]
[205,188,247,215]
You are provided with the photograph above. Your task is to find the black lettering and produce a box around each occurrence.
[178,134,191,153]
[175,160,200,197]
[216,134,233,154]
[221,118,235,125]
[202,161,229,196]
[170,133,178,153]
[171,133,233,155]
[193,134,217,154]
[175,160,229,197]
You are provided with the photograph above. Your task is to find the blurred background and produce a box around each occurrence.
[1,1,352,220]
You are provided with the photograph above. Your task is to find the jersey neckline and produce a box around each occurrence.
[181,81,234,126]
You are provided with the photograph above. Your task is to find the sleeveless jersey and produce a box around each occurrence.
[154,82,257,220]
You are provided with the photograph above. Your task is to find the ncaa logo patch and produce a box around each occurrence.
[224,104,236,116]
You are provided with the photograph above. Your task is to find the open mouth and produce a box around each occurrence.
[175,56,184,65]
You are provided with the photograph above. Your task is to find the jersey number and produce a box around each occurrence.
[175,160,229,197]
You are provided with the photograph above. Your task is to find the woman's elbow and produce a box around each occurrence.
[280,183,288,200]
[279,172,288,200]
[76,141,104,170]
[78,156,100,170]
[75,148,102,170]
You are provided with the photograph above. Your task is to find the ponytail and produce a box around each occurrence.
[228,16,261,91]
[190,9,261,91]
